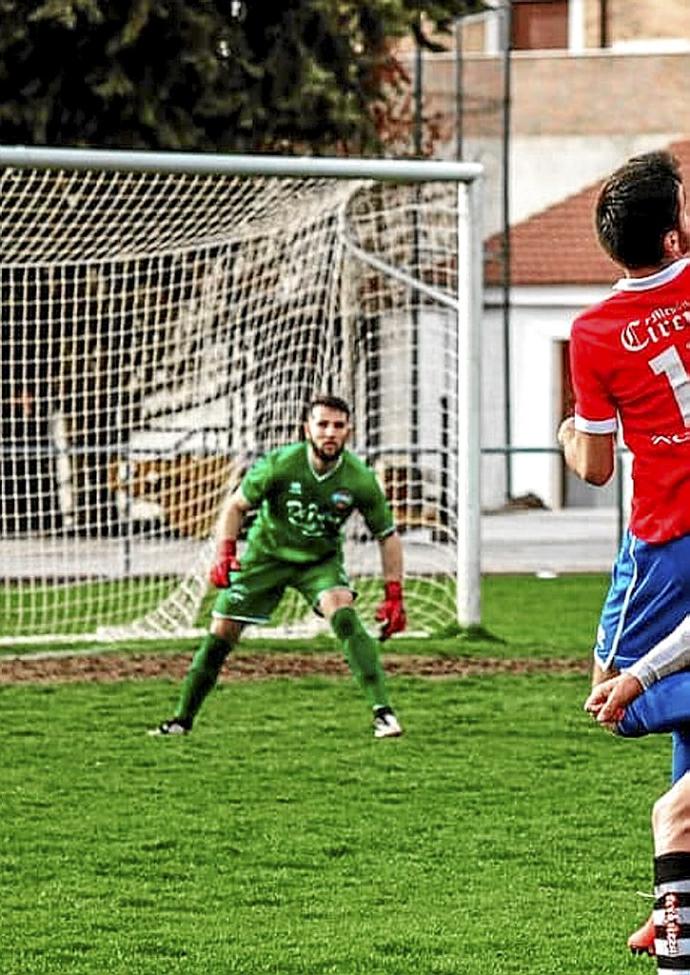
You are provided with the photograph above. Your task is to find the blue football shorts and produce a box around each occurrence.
[594,529,690,672]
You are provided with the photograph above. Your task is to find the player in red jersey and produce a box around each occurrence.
[558,150,690,958]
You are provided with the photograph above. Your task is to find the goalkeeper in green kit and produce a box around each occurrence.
[150,394,406,739]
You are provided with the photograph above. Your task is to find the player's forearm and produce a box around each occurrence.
[624,614,690,689]
[379,533,403,583]
[216,489,249,542]
[558,421,589,478]
[559,424,582,476]
[557,418,614,485]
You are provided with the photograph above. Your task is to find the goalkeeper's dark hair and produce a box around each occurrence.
[307,394,350,418]
[595,151,683,269]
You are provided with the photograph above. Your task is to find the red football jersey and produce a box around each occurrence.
[570,258,690,543]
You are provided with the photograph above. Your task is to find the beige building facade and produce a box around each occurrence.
[398,1,690,509]
[398,0,690,231]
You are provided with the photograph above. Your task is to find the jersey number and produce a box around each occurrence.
[649,346,690,428]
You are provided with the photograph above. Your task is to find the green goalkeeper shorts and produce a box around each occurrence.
[211,551,353,625]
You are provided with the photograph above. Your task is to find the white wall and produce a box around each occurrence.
[482,284,610,509]
[460,133,681,239]
[509,134,681,227]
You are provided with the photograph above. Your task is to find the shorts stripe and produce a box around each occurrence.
[211,610,269,624]
[604,533,638,670]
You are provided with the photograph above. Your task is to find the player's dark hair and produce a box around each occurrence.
[595,151,683,269]
[308,394,350,418]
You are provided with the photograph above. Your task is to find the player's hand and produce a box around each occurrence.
[375,581,406,641]
[583,673,643,729]
[209,539,240,588]
[557,415,575,447]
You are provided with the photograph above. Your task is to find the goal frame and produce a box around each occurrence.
[0,145,483,628]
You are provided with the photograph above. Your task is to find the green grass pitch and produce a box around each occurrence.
[0,574,671,974]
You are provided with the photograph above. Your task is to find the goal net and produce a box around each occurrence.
[0,149,482,645]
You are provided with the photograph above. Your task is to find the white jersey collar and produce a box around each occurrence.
[613,257,690,292]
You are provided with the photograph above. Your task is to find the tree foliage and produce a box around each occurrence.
[0,0,487,152]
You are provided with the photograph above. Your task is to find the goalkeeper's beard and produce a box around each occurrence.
[307,437,345,466]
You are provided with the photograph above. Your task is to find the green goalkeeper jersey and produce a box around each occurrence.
[240,441,395,564]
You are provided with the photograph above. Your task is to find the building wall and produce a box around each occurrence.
[584,0,690,49]
[403,1,690,57]
[407,49,690,141]
[462,131,674,236]
[395,6,689,508]
[500,50,688,137]
[482,285,632,512]
[397,48,688,232]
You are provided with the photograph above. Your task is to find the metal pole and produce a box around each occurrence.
[0,145,483,184]
[414,20,424,157]
[122,454,132,576]
[455,18,464,160]
[411,19,423,517]
[501,0,513,501]
[600,0,609,48]
[456,180,482,627]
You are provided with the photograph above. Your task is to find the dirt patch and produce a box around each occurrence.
[0,651,589,685]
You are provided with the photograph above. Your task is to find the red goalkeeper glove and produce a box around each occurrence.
[375,581,406,641]
[209,539,240,588]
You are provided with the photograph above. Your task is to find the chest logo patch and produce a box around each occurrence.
[331,489,353,512]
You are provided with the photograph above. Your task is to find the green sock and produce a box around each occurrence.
[330,606,390,710]
[176,633,232,725]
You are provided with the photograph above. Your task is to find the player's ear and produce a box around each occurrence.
[664,228,683,259]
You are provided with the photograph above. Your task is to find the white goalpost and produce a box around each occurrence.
[0,147,483,644]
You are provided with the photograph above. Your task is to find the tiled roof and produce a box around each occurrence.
[485,139,690,286]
